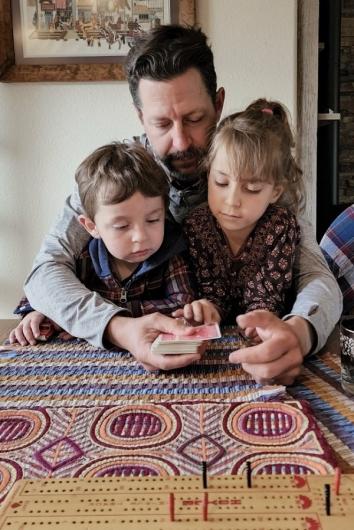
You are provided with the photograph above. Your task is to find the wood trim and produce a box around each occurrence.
[297,0,319,226]
[0,0,195,82]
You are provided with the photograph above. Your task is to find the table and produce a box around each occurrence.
[0,319,353,477]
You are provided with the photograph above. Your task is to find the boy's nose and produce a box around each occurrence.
[132,226,147,242]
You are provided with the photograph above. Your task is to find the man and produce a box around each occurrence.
[23,25,342,383]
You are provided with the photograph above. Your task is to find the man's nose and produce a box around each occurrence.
[171,122,191,151]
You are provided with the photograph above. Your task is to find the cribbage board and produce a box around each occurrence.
[0,474,353,529]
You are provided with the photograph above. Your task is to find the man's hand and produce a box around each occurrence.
[229,310,314,385]
[105,313,203,371]
[172,299,221,325]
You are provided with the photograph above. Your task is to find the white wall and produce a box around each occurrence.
[0,0,297,318]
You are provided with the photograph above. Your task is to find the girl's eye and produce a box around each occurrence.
[246,188,262,194]
[214,180,228,187]
[147,218,161,224]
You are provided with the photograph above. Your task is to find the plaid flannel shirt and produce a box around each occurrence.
[320,204,354,314]
[16,220,195,319]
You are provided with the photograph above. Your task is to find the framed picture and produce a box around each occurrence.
[0,0,195,81]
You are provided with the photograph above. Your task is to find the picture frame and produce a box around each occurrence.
[0,0,195,82]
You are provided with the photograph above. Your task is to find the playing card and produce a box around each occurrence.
[151,323,221,355]
[157,323,221,343]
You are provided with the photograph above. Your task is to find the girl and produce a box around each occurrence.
[176,98,303,325]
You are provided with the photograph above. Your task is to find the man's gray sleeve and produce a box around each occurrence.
[283,215,343,353]
[24,183,123,348]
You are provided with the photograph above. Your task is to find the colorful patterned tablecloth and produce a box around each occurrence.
[0,400,339,502]
[0,325,353,495]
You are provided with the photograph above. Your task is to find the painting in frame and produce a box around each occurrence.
[0,0,195,81]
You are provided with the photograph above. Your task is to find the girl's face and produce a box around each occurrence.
[208,145,283,243]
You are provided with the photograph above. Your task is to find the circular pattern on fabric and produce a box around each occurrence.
[231,453,335,475]
[224,402,308,446]
[0,459,22,502]
[75,455,180,478]
[0,409,50,451]
[91,404,181,449]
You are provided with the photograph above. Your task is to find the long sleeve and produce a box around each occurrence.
[243,211,300,315]
[284,215,343,353]
[24,184,126,348]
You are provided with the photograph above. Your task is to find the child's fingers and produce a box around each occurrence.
[183,304,195,321]
[171,309,184,318]
[13,325,29,346]
[8,329,18,344]
[21,320,37,346]
[30,317,42,339]
[190,302,204,323]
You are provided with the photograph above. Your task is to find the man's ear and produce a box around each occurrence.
[270,184,284,204]
[136,106,144,125]
[215,87,225,122]
[78,215,100,238]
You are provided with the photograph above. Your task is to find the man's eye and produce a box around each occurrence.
[154,122,170,129]
[186,116,203,124]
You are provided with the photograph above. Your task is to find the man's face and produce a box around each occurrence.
[137,68,224,178]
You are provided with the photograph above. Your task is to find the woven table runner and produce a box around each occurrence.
[0,400,338,503]
[0,328,284,407]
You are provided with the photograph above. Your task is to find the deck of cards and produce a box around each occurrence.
[151,323,221,355]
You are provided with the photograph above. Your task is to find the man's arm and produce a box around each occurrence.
[284,215,343,353]
[24,184,123,347]
[229,217,343,386]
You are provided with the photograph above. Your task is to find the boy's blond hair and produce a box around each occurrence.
[75,142,169,219]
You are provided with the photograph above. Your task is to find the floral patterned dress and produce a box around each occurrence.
[183,203,301,321]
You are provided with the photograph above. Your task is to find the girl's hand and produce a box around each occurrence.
[172,299,221,325]
[9,311,47,346]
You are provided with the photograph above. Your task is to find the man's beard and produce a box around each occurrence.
[160,146,208,184]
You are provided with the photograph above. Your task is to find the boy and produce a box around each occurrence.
[10,142,195,345]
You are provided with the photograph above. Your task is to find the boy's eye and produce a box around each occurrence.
[113,224,128,230]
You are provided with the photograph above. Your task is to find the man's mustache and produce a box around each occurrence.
[163,147,205,165]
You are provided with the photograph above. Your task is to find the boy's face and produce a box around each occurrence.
[80,192,165,264]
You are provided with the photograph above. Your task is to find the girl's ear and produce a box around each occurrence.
[78,215,100,238]
[270,184,284,204]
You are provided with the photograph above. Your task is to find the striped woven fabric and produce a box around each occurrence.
[287,350,354,471]
[0,328,284,407]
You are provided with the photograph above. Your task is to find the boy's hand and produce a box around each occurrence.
[105,313,204,371]
[172,299,221,325]
[9,311,47,346]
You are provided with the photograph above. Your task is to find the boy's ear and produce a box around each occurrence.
[78,215,100,238]
[270,184,284,204]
